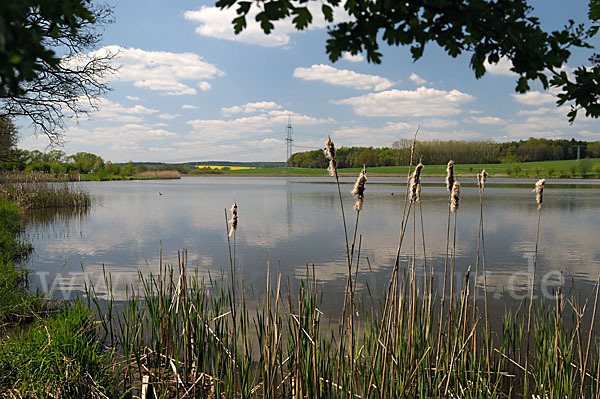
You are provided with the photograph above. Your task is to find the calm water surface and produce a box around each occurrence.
[24,176,600,310]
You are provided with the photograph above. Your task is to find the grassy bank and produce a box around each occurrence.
[215,158,600,178]
[0,302,114,397]
[0,198,41,323]
[81,170,181,181]
[0,196,114,396]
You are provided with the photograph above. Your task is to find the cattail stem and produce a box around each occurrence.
[480,178,491,381]
[525,203,542,388]
[367,126,418,398]
[325,135,354,390]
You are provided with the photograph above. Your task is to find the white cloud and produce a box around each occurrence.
[86,98,159,124]
[182,104,200,110]
[483,57,516,76]
[409,73,428,86]
[333,87,473,117]
[89,46,225,95]
[331,122,478,146]
[221,101,282,116]
[511,91,556,106]
[293,64,394,91]
[187,105,333,147]
[579,130,600,138]
[125,95,140,101]
[183,4,350,47]
[421,118,459,128]
[198,81,212,91]
[469,116,505,125]
[147,129,177,137]
[342,52,364,62]
[158,113,181,120]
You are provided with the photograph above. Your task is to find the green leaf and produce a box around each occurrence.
[236,1,252,15]
[256,12,275,34]
[216,0,238,8]
[233,16,247,34]
[516,76,530,93]
[322,4,334,23]
[589,0,600,21]
[292,7,312,30]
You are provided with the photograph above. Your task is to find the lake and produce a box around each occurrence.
[24,176,600,311]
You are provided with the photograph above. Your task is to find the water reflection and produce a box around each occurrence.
[23,177,600,307]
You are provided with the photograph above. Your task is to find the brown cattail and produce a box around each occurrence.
[416,182,421,203]
[410,163,423,203]
[481,169,487,190]
[535,178,545,208]
[446,160,455,192]
[351,166,367,211]
[324,137,337,177]
[228,202,238,237]
[451,181,460,212]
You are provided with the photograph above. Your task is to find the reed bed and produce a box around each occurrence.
[0,171,81,184]
[72,139,600,398]
[87,255,600,398]
[135,170,181,180]
[0,181,90,210]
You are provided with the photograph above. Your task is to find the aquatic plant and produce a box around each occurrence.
[445,160,455,192]
[228,202,238,237]
[324,137,337,177]
[409,162,423,203]
[351,166,366,211]
[450,180,460,213]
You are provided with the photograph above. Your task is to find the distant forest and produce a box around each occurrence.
[288,138,600,168]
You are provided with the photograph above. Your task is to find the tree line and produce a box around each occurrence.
[288,138,600,168]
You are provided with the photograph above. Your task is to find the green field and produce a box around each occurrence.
[218,158,600,178]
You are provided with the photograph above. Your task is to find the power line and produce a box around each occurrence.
[285,115,293,167]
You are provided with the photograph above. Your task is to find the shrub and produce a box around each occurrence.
[578,158,593,176]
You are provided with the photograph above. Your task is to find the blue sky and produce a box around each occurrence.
[20,0,600,163]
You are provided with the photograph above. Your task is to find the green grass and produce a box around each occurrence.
[0,301,114,397]
[216,158,600,178]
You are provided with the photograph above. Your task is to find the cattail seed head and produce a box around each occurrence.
[324,137,335,160]
[327,159,337,177]
[451,181,460,212]
[481,169,487,189]
[416,182,421,203]
[410,163,423,203]
[352,166,367,211]
[446,160,455,192]
[535,179,545,208]
[324,137,337,177]
[228,202,238,237]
